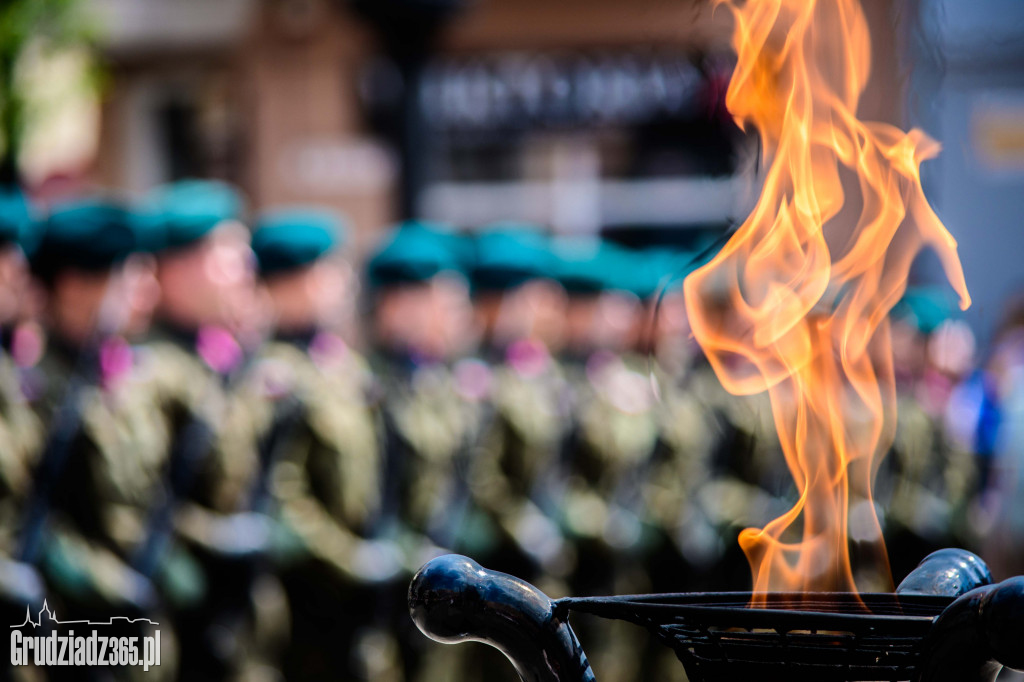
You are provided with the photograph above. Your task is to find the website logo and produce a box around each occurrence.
[10,601,161,671]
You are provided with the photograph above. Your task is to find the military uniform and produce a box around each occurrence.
[0,189,42,559]
[880,290,979,582]
[18,199,173,679]
[445,228,568,589]
[883,394,976,575]
[246,207,409,682]
[466,343,573,584]
[0,191,48,665]
[366,222,483,543]
[542,243,652,682]
[0,348,40,556]
[366,222,494,682]
[670,241,790,588]
[139,180,286,682]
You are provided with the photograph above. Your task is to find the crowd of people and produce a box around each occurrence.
[0,178,1019,681]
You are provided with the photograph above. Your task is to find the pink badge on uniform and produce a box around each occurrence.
[454,358,493,402]
[309,331,349,370]
[99,336,133,389]
[196,325,243,375]
[10,322,44,369]
[506,338,550,378]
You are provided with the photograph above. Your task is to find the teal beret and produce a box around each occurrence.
[632,249,699,300]
[129,208,167,254]
[471,224,552,293]
[0,186,35,248]
[146,179,244,252]
[553,239,629,294]
[418,220,474,272]
[30,199,136,283]
[367,221,464,287]
[602,249,666,300]
[893,286,956,334]
[252,207,346,276]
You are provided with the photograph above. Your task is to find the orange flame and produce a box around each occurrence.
[684,0,970,598]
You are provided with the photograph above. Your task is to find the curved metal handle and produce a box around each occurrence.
[898,549,1023,682]
[914,576,1024,682]
[897,548,993,597]
[408,554,595,682]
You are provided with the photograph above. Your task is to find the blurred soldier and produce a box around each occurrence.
[366,221,486,681]
[471,223,568,359]
[629,249,729,593]
[369,222,477,367]
[880,288,978,581]
[549,243,656,585]
[0,188,47,641]
[668,247,790,592]
[628,246,732,680]
[367,221,483,549]
[463,226,573,586]
[442,225,577,682]
[554,238,640,365]
[624,249,723,682]
[16,198,169,678]
[549,241,660,682]
[690,376,787,592]
[247,207,404,681]
[139,179,284,681]
[0,188,41,557]
[986,302,1024,578]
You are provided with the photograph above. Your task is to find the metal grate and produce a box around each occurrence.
[555,592,954,682]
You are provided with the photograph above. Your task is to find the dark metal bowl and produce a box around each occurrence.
[557,591,953,682]
[409,550,1024,682]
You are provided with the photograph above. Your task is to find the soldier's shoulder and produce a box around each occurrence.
[131,339,217,411]
[136,338,200,370]
[134,340,204,384]
[249,338,376,416]
[250,341,313,390]
[581,351,655,414]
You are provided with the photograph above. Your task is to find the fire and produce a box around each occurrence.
[684,0,970,598]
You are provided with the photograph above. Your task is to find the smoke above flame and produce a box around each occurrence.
[684,0,970,597]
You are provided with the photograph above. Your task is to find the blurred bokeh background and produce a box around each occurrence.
[3,0,1024,681]
[6,0,1024,341]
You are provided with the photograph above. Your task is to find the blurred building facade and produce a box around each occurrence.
[83,0,917,258]
[910,0,1024,348]
[88,0,746,256]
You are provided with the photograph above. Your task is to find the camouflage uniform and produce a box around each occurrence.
[882,394,977,577]
[377,355,490,682]
[138,180,287,681]
[643,360,719,590]
[24,337,169,604]
[379,357,486,559]
[879,291,979,581]
[0,189,42,559]
[545,242,658,682]
[250,334,403,680]
[253,337,383,578]
[141,325,262,522]
[466,341,573,585]
[366,221,489,682]
[558,351,659,682]
[18,199,174,680]
[248,207,404,681]
[683,358,791,589]
[460,227,572,586]
[0,341,41,558]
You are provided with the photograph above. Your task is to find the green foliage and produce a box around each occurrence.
[0,0,97,182]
